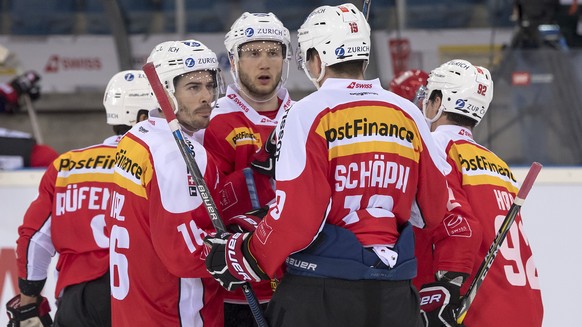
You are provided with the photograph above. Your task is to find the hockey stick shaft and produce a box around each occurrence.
[362,0,372,20]
[142,62,268,327]
[455,162,543,323]
[23,94,44,145]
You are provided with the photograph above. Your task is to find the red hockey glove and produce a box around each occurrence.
[420,273,466,327]
[6,294,53,327]
[204,232,269,291]
[225,206,269,233]
[250,128,276,178]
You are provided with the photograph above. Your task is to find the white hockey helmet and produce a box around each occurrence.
[146,40,177,63]
[149,40,224,113]
[424,59,493,125]
[297,3,371,88]
[225,12,291,59]
[103,70,155,126]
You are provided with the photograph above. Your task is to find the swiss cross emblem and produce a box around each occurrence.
[187,172,197,196]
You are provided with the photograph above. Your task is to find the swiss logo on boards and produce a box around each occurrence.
[512,72,531,86]
[44,55,59,73]
[44,55,102,73]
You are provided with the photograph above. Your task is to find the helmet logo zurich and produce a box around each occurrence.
[455,99,465,109]
[124,73,134,81]
[245,28,254,37]
[182,41,201,47]
[335,47,345,57]
[184,57,196,68]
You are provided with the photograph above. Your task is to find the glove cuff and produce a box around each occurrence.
[6,294,52,326]
[18,278,46,297]
[241,233,269,280]
[435,271,468,287]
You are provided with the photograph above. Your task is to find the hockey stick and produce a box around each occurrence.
[22,94,44,144]
[142,62,269,327]
[1,46,45,144]
[455,162,543,324]
[362,0,372,20]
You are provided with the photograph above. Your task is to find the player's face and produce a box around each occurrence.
[174,70,217,131]
[237,41,284,98]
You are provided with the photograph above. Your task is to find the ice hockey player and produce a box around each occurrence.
[7,69,153,326]
[204,4,452,326]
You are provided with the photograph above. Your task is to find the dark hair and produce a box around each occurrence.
[328,60,366,76]
[306,48,316,62]
[428,89,442,102]
[113,125,131,136]
[428,89,478,128]
[444,112,478,128]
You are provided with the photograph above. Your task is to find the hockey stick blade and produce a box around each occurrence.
[455,162,542,324]
[142,62,269,327]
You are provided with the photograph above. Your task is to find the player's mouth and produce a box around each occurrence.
[258,75,271,85]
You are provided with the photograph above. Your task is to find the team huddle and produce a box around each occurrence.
[6,3,543,327]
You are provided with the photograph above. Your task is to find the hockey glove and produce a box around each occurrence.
[10,71,41,97]
[225,206,269,233]
[419,272,467,327]
[204,232,269,291]
[250,128,277,178]
[6,294,53,327]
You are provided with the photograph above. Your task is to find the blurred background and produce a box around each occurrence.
[0,0,581,166]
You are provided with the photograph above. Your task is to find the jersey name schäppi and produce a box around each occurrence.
[316,103,420,195]
[335,154,410,193]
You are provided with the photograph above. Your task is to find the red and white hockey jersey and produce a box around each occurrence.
[423,124,543,326]
[249,78,451,277]
[200,85,293,303]
[16,137,118,298]
[201,86,293,218]
[107,112,223,327]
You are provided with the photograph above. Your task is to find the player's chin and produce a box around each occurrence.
[256,82,277,94]
[195,107,212,118]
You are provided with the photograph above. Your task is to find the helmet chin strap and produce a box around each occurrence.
[168,92,180,115]
[423,102,445,128]
[303,61,326,90]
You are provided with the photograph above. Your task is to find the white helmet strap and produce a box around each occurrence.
[422,99,445,128]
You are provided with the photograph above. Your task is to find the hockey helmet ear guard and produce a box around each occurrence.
[104,70,157,126]
[424,59,493,125]
[297,3,371,88]
[148,40,225,113]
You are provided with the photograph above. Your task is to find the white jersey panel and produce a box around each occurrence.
[133,113,209,214]
[179,278,205,327]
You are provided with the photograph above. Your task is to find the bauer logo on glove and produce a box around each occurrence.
[6,294,53,327]
[419,280,464,327]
